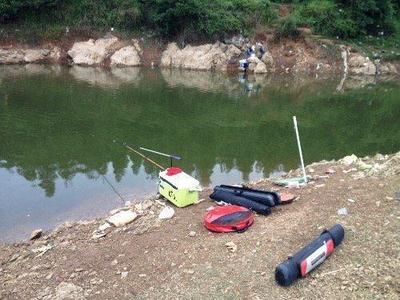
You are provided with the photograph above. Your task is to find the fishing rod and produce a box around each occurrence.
[139,147,182,167]
[125,145,165,170]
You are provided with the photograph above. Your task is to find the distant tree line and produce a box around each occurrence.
[0,0,399,40]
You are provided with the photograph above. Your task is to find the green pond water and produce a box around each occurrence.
[0,65,399,241]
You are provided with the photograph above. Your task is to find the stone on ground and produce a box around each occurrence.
[107,210,137,227]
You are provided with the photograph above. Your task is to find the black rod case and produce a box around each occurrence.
[275,224,345,286]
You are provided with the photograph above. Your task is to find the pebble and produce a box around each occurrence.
[30,229,43,240]
[326,168,336,174]
[111,259,118,266]
[225,242,237,253]
[121,272,128,279]
[188,231,196,237]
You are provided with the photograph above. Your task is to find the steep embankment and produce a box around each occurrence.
[0,32,399,76]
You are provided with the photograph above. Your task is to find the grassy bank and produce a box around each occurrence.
[0,1,399,53]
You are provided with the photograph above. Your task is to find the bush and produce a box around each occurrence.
[295,0,356,38]
[296,0,397,38]
[275,15,299,39]
[1,0,277,40]
[143,0,276,39]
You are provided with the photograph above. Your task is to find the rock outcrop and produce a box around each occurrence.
[348,53,376,75]
[247,56,268,74]
[0,47,61,64]
[160,42,241,71]
[0,49,25,64]
[378,62,398,75]
[261,52,274,69]
[23,49,50,63]
[68,37,120,65]
[110,44,141,66]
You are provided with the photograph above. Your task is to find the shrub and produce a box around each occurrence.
[296,0,397,38]
[275,15,299,39]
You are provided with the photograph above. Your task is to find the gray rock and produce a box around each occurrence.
[68,37,119,65]
[48,282,85,300]
[107,210,137,227]
[30,229,43,240]
[110,44,141,66]
[342,154,358,166]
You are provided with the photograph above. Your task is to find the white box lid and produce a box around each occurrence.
[159,168,201,190]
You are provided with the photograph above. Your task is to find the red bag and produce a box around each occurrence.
[204,205,254,233]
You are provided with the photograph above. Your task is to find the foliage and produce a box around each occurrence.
[274,15,299,39]
[0,0,399,40]
[0,0,276,39]
[295,0,398,38]
[143,0,275,38]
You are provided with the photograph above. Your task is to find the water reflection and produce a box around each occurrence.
[0,65,399,240]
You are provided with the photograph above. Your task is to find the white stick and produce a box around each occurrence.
[293,116,307,184]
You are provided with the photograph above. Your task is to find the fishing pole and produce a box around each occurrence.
[125,145,165,170]
[139,147,182,167]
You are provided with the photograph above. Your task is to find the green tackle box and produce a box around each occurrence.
[159,167,202,208]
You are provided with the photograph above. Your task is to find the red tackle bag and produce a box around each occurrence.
[204,205,254,233]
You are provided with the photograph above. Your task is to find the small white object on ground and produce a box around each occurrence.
[92,232,107,240]
[107,210,137,227]
[326,168,336,174]
[158,206,175,219]
[337,208,348,215]
[342,154,358,166]
[347,198,355,203]
[189,231,196,237]
[32,244,53,257]
[121,271,128,279]
[98,223,111,231]
[53,282,85,300]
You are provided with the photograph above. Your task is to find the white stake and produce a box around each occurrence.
[293,116,307,184]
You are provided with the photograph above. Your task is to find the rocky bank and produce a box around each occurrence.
[1,35,399,76]
[0,151,399,299]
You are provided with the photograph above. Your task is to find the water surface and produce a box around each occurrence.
[1,65,399,241]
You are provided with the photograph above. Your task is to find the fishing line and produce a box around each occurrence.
[101,174,126,203]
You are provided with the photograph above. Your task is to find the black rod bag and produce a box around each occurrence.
[210,190,271,215]
[275,224,345,286]
[214,185,280,207]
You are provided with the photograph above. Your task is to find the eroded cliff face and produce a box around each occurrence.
[160,42,242,72]
[0,35,398,76]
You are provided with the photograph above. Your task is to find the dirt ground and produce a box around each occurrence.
[0,153,399,299]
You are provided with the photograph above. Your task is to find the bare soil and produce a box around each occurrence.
[0,154,399,299]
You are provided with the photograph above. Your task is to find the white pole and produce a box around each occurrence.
[293,116,307,184]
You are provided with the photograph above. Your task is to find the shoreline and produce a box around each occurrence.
[1,33,399,77]
[1,151,398,298]
[2,151,399,246]
[0,152,400,246]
